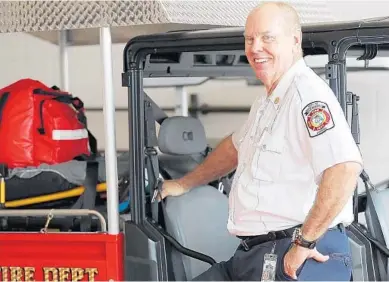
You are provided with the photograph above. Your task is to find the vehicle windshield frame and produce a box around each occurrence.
[121,19,389,224]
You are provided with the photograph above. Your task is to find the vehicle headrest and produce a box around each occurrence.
[158,116,207,155]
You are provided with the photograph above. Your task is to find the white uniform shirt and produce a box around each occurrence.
[229,58,363,236]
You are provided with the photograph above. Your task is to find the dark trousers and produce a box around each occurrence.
[192,225,352,281]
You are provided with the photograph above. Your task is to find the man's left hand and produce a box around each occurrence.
[283,244,329,279]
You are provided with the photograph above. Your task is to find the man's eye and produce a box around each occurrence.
[263,35,275,42]
[245,38,253,44]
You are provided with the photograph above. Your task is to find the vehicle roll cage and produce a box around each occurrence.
[121,19,389,225]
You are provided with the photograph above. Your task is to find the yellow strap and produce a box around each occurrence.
[5,183,107,208]
[0,178,5,204]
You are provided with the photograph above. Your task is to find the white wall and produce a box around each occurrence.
[347,70,389,186]
[0,32,260,150]
[0,0,389,185]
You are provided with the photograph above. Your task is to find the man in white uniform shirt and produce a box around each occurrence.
[158,2,363,281]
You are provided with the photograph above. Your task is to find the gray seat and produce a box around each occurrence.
[158,153,205,180]
[158,116,240,280]
[158,116,209,180]
[164,186,240,280]
[365,186,389,280]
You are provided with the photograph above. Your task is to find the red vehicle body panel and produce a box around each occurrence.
[0,232,123,281]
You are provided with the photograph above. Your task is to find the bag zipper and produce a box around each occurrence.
[33,88,71,97]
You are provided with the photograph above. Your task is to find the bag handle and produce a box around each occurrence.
[52,96,98,157]
[0,92,10,127]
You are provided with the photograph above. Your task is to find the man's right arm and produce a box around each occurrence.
[178,134,238,190]
[158,134,238,200]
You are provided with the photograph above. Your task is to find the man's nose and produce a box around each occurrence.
[251,38,264,53]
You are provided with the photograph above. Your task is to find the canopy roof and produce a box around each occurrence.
[0,0,333,45]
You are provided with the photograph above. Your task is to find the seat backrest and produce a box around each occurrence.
[163,185,240,280]
[158,116,209,179]
[158,153,204,180]
[157,116,240,280]
[364,187,389,280]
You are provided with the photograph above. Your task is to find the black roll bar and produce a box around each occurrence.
[127,68,146,224]
[122,20,389,227]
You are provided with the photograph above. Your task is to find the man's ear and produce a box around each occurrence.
[293,28,302,51]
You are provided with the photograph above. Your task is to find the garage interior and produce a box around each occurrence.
[0,1,388,281]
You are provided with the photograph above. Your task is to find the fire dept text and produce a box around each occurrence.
[0,266,99,281]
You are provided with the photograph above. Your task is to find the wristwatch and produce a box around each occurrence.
[292,227,317,249]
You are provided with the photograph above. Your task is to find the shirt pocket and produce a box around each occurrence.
[251,131,285,182]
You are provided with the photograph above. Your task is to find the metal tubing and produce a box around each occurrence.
[338,62,348,118]
[59,30,69,91]
[0,209,107,232]
[175,86,188,116]
[100,26,119,235]
[128,68,145,224]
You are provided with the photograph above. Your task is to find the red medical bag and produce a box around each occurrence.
[0,78,96,168]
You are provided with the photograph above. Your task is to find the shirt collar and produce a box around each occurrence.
[267,58,307,108]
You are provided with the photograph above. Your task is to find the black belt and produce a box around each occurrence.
[237,225,300,251]
[237,223,344,251]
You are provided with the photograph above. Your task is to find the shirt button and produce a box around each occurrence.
[262,144,267,150]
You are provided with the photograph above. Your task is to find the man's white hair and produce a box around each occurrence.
[248,1,303,56]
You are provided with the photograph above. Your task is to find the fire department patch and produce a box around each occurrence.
[302,101,335,137]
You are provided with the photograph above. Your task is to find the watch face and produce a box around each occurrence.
[293,232,316,249]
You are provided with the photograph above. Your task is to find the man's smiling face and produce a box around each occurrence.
[244,3,301,91]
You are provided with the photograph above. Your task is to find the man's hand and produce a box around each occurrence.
[153,180,188,202]
[283,244,329,280]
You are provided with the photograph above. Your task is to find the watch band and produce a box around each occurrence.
[292,228,316,249]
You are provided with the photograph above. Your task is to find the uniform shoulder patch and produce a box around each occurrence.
[301,101,335,138]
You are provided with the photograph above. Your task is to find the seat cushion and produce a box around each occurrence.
[163,185,240,280]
